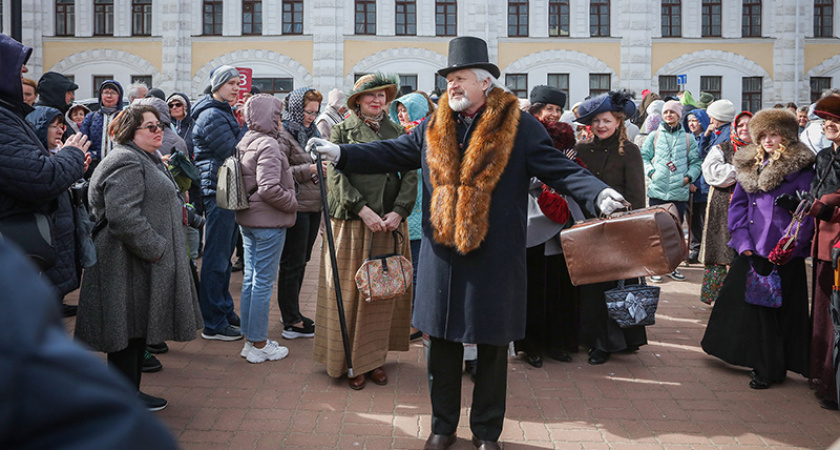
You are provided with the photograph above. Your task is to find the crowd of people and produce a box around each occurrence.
[2,32,840,449]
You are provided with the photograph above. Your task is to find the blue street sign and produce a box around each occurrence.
[677,74,687,85]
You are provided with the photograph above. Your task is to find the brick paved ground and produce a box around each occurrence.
[65,246,840,449]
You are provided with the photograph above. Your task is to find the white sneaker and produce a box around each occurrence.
[650,275,663,283]
[246,340,289,364]
[668,269,685,281]
[240,341,254,358]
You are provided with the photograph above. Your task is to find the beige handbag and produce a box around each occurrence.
[355,230,413,302]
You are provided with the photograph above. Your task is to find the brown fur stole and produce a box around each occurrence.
[425,88,520,254]
[733,141,815,193]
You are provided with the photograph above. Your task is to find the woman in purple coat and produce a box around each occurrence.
[701,109,815,390]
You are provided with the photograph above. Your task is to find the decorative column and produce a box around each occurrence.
[618,0,653,94]
[20,0,44,75]
[311,0,346,93]
[159,0,194,95]
[772,1,806,105]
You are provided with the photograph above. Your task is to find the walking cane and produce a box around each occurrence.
[312,150,355,377]
[686,190,693,265]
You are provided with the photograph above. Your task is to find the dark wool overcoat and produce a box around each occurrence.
[336,91,608,346]
[76,143,202,353]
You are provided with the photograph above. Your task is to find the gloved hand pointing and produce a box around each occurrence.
[596,188,629,216]
[306,138,341,163]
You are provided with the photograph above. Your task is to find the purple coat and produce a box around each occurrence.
[728,142,816,259]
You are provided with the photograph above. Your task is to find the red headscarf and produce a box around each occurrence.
[729,111,754,152]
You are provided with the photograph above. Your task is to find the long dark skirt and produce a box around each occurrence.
[579,277,647,353]
[515,245,580,358]
[810,260,838,403]
[701,254,810,382]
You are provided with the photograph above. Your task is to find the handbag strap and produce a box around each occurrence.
[615,277,646,290]
[367,229,403,258]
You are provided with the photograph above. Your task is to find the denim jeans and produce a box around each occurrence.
[240,226,287,342]
[199,196,238,332]
[277,211,320,325]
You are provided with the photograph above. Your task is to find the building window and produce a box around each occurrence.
[56,0,76,37]
[283,0,303,34]
[659,75,679,99]
[590,73,611,97]
[203,1,223,35]
[661,0,681,37]
[93,75,114,94]
[399,75,418,93]
[242,0,262,35]
[436,0,457,36]
[742,77,762,113]
[811,77,833,102]
[131,0,152,36]
[590,0,610,37]
[815,0,834,37]
[547,74,569,108]
[700,76,721,102]
[701,0,721,37]
[252,77,294,97]
[132,75,153,89]
[94,0,114,36]
[548,0,570,37]
[742,0,761,37]
[506,74,528,98]
[355,0,376,35]
[508,0,529,37]
[396,0,416,36]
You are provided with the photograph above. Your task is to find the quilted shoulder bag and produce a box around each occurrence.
[604,278,660,328]
[355,230,413,302]
[216,150,252,211]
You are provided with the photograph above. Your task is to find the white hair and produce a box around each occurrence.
[470,69,509,96]
[128,82,149,100]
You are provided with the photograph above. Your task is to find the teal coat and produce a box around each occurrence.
[640,123,702,202]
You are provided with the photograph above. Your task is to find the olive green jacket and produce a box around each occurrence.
[327,113,418,220]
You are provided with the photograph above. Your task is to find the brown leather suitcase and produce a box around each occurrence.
[560,204,687,286]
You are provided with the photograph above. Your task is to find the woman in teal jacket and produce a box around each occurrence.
[640,100,702,281]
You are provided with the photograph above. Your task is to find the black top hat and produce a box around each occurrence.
[437,36,500,79]
[529,85,567,109]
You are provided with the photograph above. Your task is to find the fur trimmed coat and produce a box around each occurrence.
[333,88,609,346]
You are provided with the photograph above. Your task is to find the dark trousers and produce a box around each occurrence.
[427,336,507,441]
[277,211,321,325]
[107,338,146,390]
[199,196,238,332]
[689,202,706,255]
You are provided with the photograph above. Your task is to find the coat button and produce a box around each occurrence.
[752,201,756,206]
[750,220,754,224]
[459,143,463,149]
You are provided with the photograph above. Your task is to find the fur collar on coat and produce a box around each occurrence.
[733,141,815,193]
[425,87,520,254]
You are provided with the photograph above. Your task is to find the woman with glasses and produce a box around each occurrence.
[276,87,323,340]
[76,105,202,412]
[80,80,124,176]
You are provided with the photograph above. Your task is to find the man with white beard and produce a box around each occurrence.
[308,36,626,450]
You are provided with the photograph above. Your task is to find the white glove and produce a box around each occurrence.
[596,188,629,216]
[306,137,341,162]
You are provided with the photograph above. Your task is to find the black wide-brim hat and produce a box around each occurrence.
[437,36,500,79]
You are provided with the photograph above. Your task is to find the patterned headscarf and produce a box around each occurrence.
[283,87,321,150]
[730,111,753,153]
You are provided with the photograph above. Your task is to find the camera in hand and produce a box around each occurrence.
[186,203,205,229]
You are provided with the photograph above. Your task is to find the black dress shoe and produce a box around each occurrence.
[471,435,501,450]
[524,353,543,368]
[588,349,610,365]
[423,433,456,450]
[749,378,771,389]
[819,398,839,410]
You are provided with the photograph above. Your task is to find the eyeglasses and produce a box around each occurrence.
[168,102,183,108]
[138,122,164,133]
[303,109,320,117]
[49,123,66,131]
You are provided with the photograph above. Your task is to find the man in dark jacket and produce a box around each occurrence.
[308,37,626,450]
[192,65,245,340]
[35,71,78,141]
[0,34,89,317]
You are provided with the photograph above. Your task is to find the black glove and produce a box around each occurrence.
[832,246,840,270]
[774,193,799,212]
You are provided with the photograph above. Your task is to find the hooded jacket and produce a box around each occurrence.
[235,94,297,229]
[683,108,712,201]
[65,103,90,135]
[132,97,187,157]
[80,80,125,164]
[167,92,194,159]
[191,94,245,197]
[0,35,85,293]
[34,72,77,114]
[641,122,702,202]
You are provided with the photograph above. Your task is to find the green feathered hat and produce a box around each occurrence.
[347,73,400,110]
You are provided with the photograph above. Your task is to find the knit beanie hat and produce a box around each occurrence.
[662,100,683,118]
[328,88,346,109]
[209,65,240,93]
[707,99,736,123]
[697,92,715,109]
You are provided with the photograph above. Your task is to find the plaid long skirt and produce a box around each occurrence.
[313,218,412,378]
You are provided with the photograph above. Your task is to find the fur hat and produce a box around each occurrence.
[346,73,399,110]
[529,85,566,109]
[662,100,683,118]
[209,65,240,93]
[707,99,736,123]
[814,95,840,121]
[748,108,800,145]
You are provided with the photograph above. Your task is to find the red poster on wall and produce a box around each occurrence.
[236,67,252,101]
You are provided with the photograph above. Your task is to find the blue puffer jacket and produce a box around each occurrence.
[0,35,85,295]
[191,94,245,198]
[80,80,125,164]
[641,122,702,202]
[683,109,711,202]
[25,106,83,295]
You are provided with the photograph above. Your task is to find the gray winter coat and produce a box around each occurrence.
[76,143,201,352]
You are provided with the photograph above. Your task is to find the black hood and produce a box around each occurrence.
[0,34,33,117]
[36,72,78,113]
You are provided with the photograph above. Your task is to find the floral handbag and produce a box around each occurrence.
[355,230,413,302]
[744,261,782,308]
